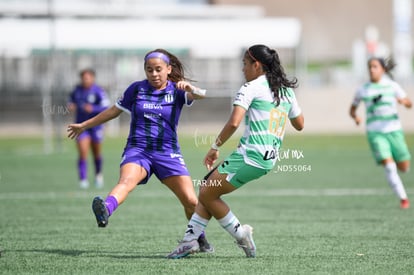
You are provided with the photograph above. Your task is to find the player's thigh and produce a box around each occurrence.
[217,151,269,188]
[118,163,148,187]
[367,132,392,163]
[198,168,237,203]
[90,128,104,156]
[77,135,91,159]
[389,131,411,165]
[163,175,198,207]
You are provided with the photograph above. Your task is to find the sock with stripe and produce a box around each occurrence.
[218,210,245,241]
[183,213,209,242]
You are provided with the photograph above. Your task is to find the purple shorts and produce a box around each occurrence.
[77,127,104,143]
[120,147,190,185]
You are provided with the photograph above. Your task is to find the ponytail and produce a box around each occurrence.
[247,45,297,106]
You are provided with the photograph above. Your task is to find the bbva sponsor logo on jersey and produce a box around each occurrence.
[164,94,174,103]
[143,103,163,110]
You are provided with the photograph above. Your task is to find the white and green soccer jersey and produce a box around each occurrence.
[233,75,302,170]
[352,77,406,133]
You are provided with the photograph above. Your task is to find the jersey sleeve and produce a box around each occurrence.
[115,82,137,114]
[92,87,110,114]
[233,83,255,110]
[392,82,407,99]
[68,87,77,104]
[176,88,193,107]
[288,92,302,119]
[352,87,363,107]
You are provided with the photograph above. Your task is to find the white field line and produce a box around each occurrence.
[0,188,398,200]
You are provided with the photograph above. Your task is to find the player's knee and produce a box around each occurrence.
[78,155,88,161]
[182,196,197,212]
[188,196,198,208]
[93,154,102,160]
[399,166,410,173]
[117,176,137,190]
[397,162,410,173]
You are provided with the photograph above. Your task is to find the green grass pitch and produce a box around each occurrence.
[0,134,413,274]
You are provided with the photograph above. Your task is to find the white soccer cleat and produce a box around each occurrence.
[79,179,89,189]
[167,239,200,259]
[236,224,256,258]
[95,173,104,189]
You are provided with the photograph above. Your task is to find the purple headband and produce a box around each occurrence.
[145,52,170,64]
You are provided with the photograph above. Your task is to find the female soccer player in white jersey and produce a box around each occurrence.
[67,49,213,252]
[350,57,412,209]
[168,44,304,259]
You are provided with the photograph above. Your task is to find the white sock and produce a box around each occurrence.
[218,210,245,241]
[384,162,408,200]
[183,213,209,242]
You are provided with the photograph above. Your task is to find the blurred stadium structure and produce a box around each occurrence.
[0,0,413,152]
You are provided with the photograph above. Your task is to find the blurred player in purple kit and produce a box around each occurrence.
[67,49,213,253]
[68,69,110,189]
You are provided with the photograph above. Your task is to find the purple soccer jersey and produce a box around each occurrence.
[69,84,110,124]
[115,80,193,154]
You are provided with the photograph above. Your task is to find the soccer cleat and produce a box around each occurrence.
[236,224,256,258]
[95,174,104,189]
[198,234,214,253]
[167,239,200,259]
[80,179,89,189]
[400,199,410,209]
[92,196,109,227]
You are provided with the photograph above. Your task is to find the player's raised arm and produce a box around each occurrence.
[397,97,412,108]
[204,105,246,170]
[176,80,206,100]
[67,105,122,139]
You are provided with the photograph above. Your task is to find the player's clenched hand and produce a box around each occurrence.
[83,104,93,113]
[204,149,219,171]
[67,123,85,139]
[176,81,195,93]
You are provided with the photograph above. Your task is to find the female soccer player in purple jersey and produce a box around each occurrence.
[68,69,109,189]
[168,44,304,259]
[67,49,213,252]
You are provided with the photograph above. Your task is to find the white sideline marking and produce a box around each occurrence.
[0,188,397,200]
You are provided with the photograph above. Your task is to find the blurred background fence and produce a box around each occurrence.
[0,0,413,153]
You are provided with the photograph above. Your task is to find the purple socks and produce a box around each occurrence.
[105,195,118,216]
[78,157,103,180]
[94,157,102,175]
[78,159,87,180]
